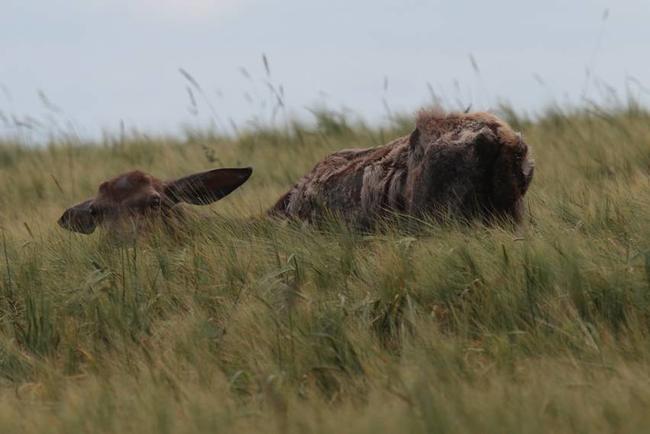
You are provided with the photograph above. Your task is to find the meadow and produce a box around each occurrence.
[1,102,650,433]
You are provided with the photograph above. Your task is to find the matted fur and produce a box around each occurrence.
[270,110,534,227]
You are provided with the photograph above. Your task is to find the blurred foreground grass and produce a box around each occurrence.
[1,105,650,433]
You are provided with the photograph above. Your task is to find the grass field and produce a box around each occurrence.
[1,103,650,433]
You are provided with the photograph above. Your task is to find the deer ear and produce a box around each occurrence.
[58,199,97,234]
[165,167,253,205]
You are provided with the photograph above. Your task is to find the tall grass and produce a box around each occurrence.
[1,103,650,433]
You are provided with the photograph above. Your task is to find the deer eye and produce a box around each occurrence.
[150,195,162,208]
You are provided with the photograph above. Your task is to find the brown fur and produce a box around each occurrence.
[58,167,252,235]
[270,110,534,227]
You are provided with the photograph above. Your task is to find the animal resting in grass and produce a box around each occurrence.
[270,110,534,227]
[58,111,533,235]
[58,167,252,234]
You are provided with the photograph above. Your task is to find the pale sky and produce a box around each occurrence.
[1,0,649,140]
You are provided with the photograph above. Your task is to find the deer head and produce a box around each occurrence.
[58,167,252,235]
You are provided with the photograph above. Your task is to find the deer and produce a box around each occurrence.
[58,167,252,235]
[59,111,534,236]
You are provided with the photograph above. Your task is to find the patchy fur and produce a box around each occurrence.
[270,110,534,227]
